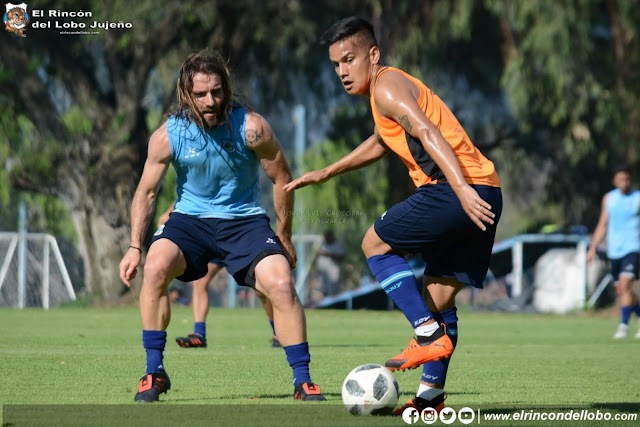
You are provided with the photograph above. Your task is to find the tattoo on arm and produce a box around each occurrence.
[245,127,264,146]
[397,115,412,132]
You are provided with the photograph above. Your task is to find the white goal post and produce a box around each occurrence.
[0,232,76,309]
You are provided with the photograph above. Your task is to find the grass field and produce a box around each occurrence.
[1,306,639,426]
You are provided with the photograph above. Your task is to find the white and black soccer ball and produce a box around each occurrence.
[341,364,399,415]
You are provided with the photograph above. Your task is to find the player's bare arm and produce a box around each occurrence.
[587,193,609,262]
[283,131,389,192]
[373,73,495,231]
[245,112,297,268]
[119,123,172,286]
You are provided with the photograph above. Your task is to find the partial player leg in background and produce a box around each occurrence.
[256,289,281,347]
[611,253,640,339]
[612,275,640,339]
[175,262,221,348]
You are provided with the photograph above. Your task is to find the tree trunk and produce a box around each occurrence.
[71,206,133,301]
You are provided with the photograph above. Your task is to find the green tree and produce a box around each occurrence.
[488,0,640,228]
[5,0,636,301]
[0,0,346,299]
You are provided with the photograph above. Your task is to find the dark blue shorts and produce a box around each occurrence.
[374,184,502,288]
[151,213,283,287]
[610,252,640,282]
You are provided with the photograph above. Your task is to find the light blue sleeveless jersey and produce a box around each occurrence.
[606,188,640,259]
[166,107,266,218]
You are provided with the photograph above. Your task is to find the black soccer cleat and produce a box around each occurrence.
[293,382,326,401]
[134,370,171,402]
[271,335,282,348]
[175,333,207,348]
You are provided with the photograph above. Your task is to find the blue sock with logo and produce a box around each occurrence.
[421,308,459,387]
[621,306,634,325]
[367,254,433,327]
[269,319,276,336]
[194,322,206,338]
[284,342,311,386]
[142,330,167,374]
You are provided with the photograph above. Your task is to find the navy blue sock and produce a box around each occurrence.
[632,304,640,317]
[284,342,311,386]
[367,254,433,327]
[194,322,206,338]
[142,330,167,374]
[269,319,276,336]
[421,308,459,386]
[621,306,634,325]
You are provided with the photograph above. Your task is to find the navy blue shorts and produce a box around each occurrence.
[610,252,640,282]
[374,184,502,288]
[151,213,284,287]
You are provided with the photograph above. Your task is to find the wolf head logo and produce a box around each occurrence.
[4,3,29,37]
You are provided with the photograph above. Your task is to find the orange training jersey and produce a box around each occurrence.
[370,67,500,188]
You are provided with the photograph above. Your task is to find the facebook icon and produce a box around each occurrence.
[402,407,420,424]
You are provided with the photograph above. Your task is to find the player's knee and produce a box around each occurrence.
[256,290,268,303]
[142,257,174,288]
[360,234,370,255]
[361,227,386,257]
[615,281,632,296]
[260,275,296,304]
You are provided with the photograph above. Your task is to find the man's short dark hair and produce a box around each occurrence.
[320,16,378,47]
[613,165,631,177]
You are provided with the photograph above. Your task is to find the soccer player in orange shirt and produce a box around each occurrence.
[285,17,502,413]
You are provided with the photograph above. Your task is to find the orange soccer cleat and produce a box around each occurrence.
[385,326,454,371]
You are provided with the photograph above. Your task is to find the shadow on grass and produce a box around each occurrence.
[164,392,343,402]
[445,391,481,396]
[590,402,640,412]
[310,344,388,348]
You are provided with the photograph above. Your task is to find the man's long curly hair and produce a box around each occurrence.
[173,50,235,128]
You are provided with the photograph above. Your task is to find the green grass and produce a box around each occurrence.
[0,307,639,426]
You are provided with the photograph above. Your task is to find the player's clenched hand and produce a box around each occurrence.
[119,248,141,287]
[456,185,495,231]
[282,169,330,192]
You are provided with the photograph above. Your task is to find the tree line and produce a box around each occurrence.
[1,0,637,300]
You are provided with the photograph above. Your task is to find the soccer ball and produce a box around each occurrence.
[341,364,399,415]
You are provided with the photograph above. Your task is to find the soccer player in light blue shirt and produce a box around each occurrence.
[119,50,324,402]
[588,166,640,338]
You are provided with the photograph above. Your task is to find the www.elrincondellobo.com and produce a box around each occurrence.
[401,407,639,425]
